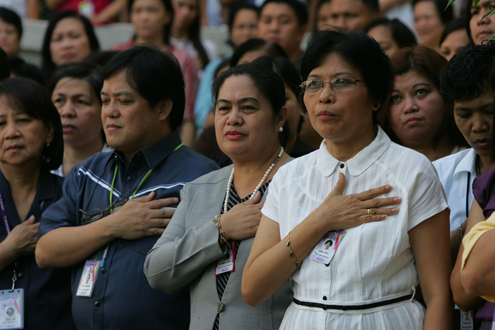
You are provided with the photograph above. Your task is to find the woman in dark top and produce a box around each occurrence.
[0,78,74,329]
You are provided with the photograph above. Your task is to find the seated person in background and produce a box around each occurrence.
[315,0,378,31]
[35,45,219,330]
[44,0,128,24]
[449,42,495,330]
[412,0,453,52]
[438,17,470,62]
[257,0,307,71]
[0,7,21,56]
[435,42,495,330]
[112,0,199,147]
[364,17,417,58]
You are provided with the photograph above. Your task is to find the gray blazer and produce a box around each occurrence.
[144,165,292,330]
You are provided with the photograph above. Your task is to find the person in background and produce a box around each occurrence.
[44,0,128,24]
[170,0,217,71]
[35,45,218,330]
[144,63,293,330]
[439,17,470,61]
[0,47,8,79]
[382,45,467,161]
[229,38,288,67]
[365,17,417,58]
[41,11,100,82]
[0,78,76,330]
[7,56,44,85]
[448,42,495,330]
[257,0,307,71]
[48,63,112,177]
[413,0,453,51]
[112,0,199,147]
[194,3,258,130]
[0,7,21,56]
[315,0,379,31]
[465,0,495,46]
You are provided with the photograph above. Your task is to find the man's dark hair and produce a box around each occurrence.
[364,17,417,49]
[260,0,308,26]
[0,7,22,37]
[103,45,185,131]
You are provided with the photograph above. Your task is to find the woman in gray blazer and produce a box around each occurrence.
[144,63,293,330]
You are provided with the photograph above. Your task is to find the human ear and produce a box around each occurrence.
[158,99,173,122]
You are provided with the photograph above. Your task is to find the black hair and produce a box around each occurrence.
[0,47,9,80]
[102,45,185,131]
[213,57,231,78]
[48,62,103,105]
[41,11,100,81]
[440,42,495,103]
[439,16,468,46]
[412,0,453,25]
[260,0,308,26]
[251,55,303,141]
[128,0,173,45]
[84,50,120,67]
[8,56,44,85]
[301,29,393,125]
[212,63,287,147]
[0,7,22,38]
[230,38,288,67]
[364,17,417,49]
[0,78,63,170]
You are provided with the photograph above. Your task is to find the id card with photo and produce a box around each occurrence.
[76,261,100,297]
[0,289,24,329]
[215,247,236,275]
[310,230,346,265]
[460,310,473,330]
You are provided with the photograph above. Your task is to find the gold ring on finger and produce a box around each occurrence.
[367,208,371,215]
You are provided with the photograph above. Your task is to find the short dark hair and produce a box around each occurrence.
[128,0,173,45]
[440,42,495,103]
[364,17,417,49]
[48,62,103,105]
[0,47,9,80]
[439,16,468,46]
[8,55,45,85]
[0,78,63,170]
[384,45,467,148]
[412,0,453,25]
[103,45,185,131]
[41,11,100,81]
[0,7,22,38]
[230,38,288,67]
[301,29,393,125]
[260,0,308,26]
[314,0,379,31]
[228,3,259,31]
[212,63,287,146]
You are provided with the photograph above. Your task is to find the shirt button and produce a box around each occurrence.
[323,296,327,300]
[217,303,225,313]
[127,176,132,181]
[17,272,23,279]
[100,268,106,274]
[95,301,101,307]
[340,163,345,169]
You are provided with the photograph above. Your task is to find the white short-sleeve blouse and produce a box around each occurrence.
[262,127,449,330]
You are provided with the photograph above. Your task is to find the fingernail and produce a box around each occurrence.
[381,215,387,219]
[384,185,391,190]
[173,198,179,204]
[393,197,401,203]
[391,207,398,213]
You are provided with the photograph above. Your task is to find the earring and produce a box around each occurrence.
[373,104,380,110]
[46,142,51,147]
[279,127,283,132]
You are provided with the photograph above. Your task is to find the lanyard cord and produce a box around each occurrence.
[466,172,471,219]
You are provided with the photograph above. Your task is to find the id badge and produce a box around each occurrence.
[76,261,100,297]
[78,1,95,16]
[460,310,474,330]
[0,289,24,329]
[215,247,236,275]
[310,230,346,265]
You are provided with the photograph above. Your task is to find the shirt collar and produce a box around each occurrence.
[109,131,183,169]
[317,127,391,177]
[454,148,477,177]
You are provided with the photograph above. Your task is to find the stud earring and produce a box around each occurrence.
[279,127,283,132]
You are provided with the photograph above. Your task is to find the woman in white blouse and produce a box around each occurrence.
[242,29,452,330]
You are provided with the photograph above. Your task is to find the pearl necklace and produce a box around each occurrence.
[223,146,284,213]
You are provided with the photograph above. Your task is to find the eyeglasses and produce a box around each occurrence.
[299,78,365,94]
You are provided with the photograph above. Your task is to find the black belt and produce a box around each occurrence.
[293,294,413,311]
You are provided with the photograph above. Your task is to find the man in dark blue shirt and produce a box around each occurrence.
[35,46,219,330]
